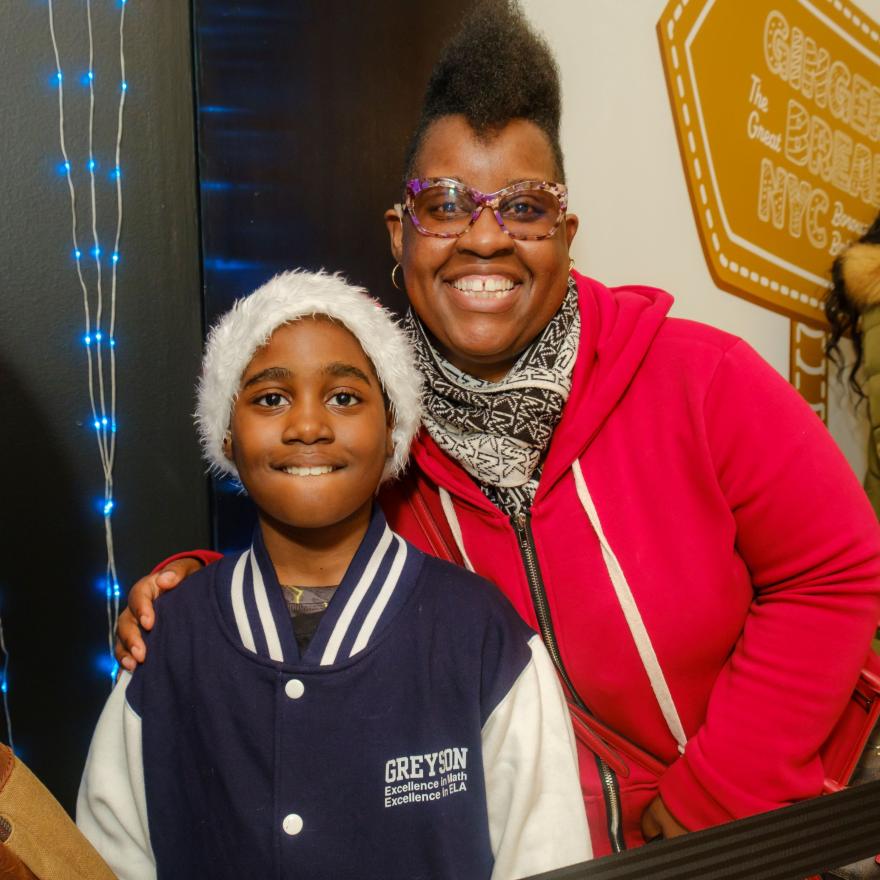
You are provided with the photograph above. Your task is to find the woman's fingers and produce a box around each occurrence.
[640,799,663,842]
[114,609,143,668]
[115,557,203,667]
[129,558,201,628]
[640,795,688,842]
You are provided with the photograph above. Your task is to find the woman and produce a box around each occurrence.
[116,0,880,859]
[827,213,880,521]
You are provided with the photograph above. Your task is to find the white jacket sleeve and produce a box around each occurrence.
[76,671,156,880]
[482,635,592,880]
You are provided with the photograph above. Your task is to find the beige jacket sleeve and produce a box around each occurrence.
[0,745,115,880]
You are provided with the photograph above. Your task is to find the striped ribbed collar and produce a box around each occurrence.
[217,506,423,667]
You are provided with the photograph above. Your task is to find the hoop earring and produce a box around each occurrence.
[391,263,403,291]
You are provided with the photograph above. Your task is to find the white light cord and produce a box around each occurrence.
[47,0,128,672]
[0,615,11,752]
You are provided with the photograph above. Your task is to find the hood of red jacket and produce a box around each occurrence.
[409,271,673,508]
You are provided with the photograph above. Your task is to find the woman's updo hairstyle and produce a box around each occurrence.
[403,0,565,182]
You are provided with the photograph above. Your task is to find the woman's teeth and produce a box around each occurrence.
[451,277,515,299]
[283,465,336,477]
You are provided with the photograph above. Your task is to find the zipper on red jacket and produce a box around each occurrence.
[512,512,626,854]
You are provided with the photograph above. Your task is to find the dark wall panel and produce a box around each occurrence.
[194,0,475,551]
[0,3,208,809]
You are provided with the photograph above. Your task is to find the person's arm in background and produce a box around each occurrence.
[115,550,220,670]
[658,339,880,831]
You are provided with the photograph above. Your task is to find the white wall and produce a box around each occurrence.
[522,0,880,477]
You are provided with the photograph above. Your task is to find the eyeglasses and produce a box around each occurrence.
[403,178,568,241]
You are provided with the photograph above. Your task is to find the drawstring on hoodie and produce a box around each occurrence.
[439,487,475,572]
[438,468,689,756]
[571,460,687,754]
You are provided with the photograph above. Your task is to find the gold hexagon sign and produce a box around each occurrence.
[658,0,880,328]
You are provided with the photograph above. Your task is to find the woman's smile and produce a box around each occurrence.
[445,273,521,310]
[449,275,516,296]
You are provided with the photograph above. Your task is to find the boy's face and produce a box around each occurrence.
[226,317,393,535]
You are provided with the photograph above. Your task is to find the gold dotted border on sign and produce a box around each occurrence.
[791,320,829,422]
[829,0,880,41]
[658,0,880,315]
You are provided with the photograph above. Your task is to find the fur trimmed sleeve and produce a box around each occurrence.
[840,242,880,311]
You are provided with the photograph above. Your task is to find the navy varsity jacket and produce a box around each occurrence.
[77,507,591,879]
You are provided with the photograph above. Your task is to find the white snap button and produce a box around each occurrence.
[282,813,303,836]
[284,679,305,700]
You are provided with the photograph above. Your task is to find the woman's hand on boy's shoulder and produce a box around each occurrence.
[114,557,204,671]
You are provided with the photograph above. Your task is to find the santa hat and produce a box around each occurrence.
[196,269,422,483]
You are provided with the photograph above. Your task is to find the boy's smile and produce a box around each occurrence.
[225,317,393,581]
[279,464,338,477]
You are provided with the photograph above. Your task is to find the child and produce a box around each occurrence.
[77,270,591,879]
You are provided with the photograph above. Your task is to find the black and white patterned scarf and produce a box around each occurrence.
[404,277,580,517]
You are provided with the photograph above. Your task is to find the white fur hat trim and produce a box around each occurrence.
[196,269,423,483]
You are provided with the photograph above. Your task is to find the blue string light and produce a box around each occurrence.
[49,0,129,692]
[100,579,122,601]
[0,609,12,752]
[94,653,119,681]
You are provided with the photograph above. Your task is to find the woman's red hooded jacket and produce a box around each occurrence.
[380,271,880,855]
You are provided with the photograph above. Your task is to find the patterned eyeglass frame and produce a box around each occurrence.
[403,177,569,241]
